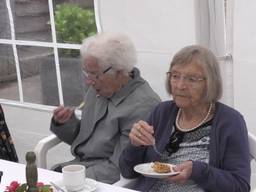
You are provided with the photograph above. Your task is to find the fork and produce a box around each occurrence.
[0,171,3,183]
[50,181,65,192]
[71,101,85,111]
[152,141,169,159]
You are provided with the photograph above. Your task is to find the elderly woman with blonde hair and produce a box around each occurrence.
[119,45,250,192]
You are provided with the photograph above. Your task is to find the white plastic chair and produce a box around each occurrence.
[113,175,136,188]
[33,134,136,187]
[249,132,256,162]
[248,132,256,192]
[34,134,61,169]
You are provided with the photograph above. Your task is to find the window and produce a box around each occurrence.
[0,0,96,108]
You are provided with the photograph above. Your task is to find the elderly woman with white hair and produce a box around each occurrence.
[50,32,160,184]
[119,45,250,191]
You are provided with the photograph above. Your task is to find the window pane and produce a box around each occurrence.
[0,1,11,39]
[1,0,94,107]
[40,53,60,106]
[0,44,19,100]
[17,46,58,105]
[14,1,52,42]
[58,48,84,106]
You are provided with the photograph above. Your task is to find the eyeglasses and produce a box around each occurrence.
[165,129,184,154]
[82,66,112,81]
[167,72,206,87]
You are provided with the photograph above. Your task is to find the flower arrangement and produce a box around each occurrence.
[5,181,53,192]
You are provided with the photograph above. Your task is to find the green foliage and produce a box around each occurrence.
[15,184,52,192]
[55,3,97,57]
[15,184,27,192]
[38,185,52,192]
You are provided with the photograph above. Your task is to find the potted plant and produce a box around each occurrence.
[40,3,97,106]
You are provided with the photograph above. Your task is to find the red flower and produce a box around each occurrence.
[10,181,20,188]
[5,181,52,192]
[5,181,20,192]
[36,182,44,187]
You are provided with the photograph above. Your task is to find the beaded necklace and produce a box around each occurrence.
[175,102,213,132]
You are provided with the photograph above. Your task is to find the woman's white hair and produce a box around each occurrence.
[80,32,137,74]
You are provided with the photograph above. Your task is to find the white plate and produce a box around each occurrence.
[134,162,180,179]
[54,178,97,192]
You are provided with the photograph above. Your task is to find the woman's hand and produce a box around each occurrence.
[167,161,193,184]
[129,120,155,147]
[53,106,74,124]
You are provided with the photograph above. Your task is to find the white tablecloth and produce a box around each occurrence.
[0,160,137,192]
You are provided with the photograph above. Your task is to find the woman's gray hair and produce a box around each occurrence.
[80,32,137,74]
[165,45,223,102]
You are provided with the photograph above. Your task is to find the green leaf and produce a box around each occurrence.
[39,185,52,192]
[16,183,27,192]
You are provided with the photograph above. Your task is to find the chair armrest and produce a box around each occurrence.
[251,172,256,191]
[113,175,137,188]
[34,134,61,169]
[249,132,256,160]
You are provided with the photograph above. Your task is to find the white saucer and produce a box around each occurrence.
[54,178,97,192]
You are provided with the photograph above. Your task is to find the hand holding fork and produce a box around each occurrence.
[53,102,85,124]
[129,120,167,158]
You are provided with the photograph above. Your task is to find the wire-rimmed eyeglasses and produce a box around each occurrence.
[167,72,206,87]
[82,66,112,81]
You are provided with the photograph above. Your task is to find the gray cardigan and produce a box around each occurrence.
[119,101,251,192]
[51,68,160,184]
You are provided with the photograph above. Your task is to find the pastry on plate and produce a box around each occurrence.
[152,161,172,173]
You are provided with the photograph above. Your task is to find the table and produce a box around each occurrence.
[0,160,137,192]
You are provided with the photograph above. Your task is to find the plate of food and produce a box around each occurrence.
[134,161,180,178]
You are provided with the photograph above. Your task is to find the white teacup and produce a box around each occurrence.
[62,164,86,191]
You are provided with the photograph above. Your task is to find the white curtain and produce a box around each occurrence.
[195,0,234,107]
[233,0,256,133]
